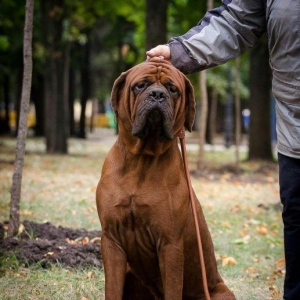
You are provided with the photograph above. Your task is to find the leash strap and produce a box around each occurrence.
[178,128,211,300]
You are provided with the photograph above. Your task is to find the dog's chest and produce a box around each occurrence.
[98,150,190,249]
[103,179,189,237]
[113,191,157,231]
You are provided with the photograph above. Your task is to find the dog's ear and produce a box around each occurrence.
[184,77,196,132]
[110,70,129,113]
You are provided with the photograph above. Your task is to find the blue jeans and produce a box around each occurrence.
[278,153,300,300]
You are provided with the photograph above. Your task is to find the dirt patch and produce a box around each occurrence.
[190,162,279,183]
[0,221,102,268]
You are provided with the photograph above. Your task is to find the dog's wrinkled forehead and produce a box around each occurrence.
[128,60,181,85]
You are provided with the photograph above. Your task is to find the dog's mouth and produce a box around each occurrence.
[132,106,173,141]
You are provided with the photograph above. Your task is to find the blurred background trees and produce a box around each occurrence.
[0,0,274,160]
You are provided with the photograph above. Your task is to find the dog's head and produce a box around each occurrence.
[111,59,196,155]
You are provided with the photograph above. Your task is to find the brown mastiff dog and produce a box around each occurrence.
[96,59,236,300]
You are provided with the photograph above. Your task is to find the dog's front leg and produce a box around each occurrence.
[101,234,127,300]
[158,242,184,300]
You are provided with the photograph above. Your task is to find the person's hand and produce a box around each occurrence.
[146,45,170,61]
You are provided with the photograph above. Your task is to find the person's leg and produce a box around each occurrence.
[278,153,300,300]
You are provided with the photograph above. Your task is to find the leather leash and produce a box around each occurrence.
[178,128,211,300]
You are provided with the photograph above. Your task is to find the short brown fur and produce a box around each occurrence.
[96,59,236,300]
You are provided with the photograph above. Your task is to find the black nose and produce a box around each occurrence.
[149,89,166,103]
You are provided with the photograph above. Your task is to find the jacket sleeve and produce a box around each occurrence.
[169,0,267,74]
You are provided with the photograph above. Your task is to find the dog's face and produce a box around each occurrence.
[131,72,177,141]
[111,59,196,155]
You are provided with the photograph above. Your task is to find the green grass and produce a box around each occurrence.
[0,134,284,299]
[0,265,105,300]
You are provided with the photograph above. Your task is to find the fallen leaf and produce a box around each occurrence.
[249,219,260,225]
[246,267,259,278]
[266,177,275,183]
[221,221,231,228]
[275,258,285,269]
[239,229,249,237]
[18,224,25,234]
[222,256,237,267]
[87,271,94,279]
[65,238,76,245]
[230,205,240,213]
[82,237,89,245]
[269,288,282,299]
[246,267,258,274]
[20,209,34,216]
[90,237,101,243]
[274,258,285,275]
[256,225,268,236]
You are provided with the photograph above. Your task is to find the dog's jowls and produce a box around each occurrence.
[96,59,236,300]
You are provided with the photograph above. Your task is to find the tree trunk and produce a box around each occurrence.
[8,0,34,237]
[78,37,91,139]
[69,67,76,136]
[234,57,241,171]
[63,43,70,137]
[31,72,44,136]
[43,0,68,153]
[248,36,273,160]
[224,67,234,148]
[197,71,208,169]
[2,75,11,134]
[197,0,213,169]
[146,0,169,50]
[14,70,24,136]
[207,88,218,145]
[207,0,213,10]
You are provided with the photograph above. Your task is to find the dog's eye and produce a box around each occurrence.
[133,82,147,93]
[168,85,178,97]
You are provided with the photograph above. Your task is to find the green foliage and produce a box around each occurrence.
[206,56,249,102]
[0,36,9,51]
[0,0,25,76]
[0,0,250,122]
[168,0,207,35]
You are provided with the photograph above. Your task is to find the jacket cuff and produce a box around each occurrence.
[169,40,203,74]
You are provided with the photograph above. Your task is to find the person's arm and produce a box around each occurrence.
[147,0,266,74]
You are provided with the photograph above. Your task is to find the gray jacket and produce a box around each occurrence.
[168,0,300,159]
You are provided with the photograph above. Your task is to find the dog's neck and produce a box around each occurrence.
[119,134,177,157]
[110,134,185,197]
[117,118,182,157]
[115,134,183,175]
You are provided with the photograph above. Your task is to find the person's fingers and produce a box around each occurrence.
[145,45,160,56]
[146,45,170,60]
[146,45,169,57]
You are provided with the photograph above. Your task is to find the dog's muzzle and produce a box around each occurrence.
[132,87,174,141]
